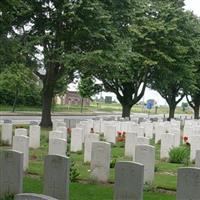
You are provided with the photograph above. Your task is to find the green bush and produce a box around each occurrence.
[110,158,117,168]
[169,145,190,165]
[70,159,80,182]
[0,193,14,200]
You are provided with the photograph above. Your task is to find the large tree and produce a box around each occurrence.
[79,0,161,118]
[149,1,197,120]
[186,15,200,119]
[3,0,114,127]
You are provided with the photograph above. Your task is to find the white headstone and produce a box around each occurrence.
[137,127,145,137]
[15,128,28,137]
[0,150,23,198]
[1,123,13,145]
[49,130,65,140]
[44,155,70,200]
[125,132,137,158]
[93,120,101,133]
[12,135,29,170]
[135,145,155,183]
[104,125,116,144]
[29,125,40,149]
[76,123,87,143]
[176,167,200,200]
[170,128,181,147]
[143,123,154,138]
[48,138,67,156]
[114,161,144,200]
[70,128,83,152]
[137,137,149,145]
[190,135,200,161]
[15,193,58,200]
[57,126,67,141]
[160,133,175,159]
[84,134,100,163]
[195,150,200,168]
[155,124,166,143]
[91,142,111,182]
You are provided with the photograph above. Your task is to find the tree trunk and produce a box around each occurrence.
[40,87,54,128]
[194,105,200,119]
[12,88,19,112]
[122,104,132,119]
[80,97,83,113]
[40,66,56,128]
[168,105,176,121]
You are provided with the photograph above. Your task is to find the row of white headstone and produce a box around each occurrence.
[1,150,200,200]
[1,123,40,148]
[1,119,200,171]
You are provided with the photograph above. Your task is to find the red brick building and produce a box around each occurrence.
[59,91,90,106]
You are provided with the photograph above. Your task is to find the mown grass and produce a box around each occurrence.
[24,177,176,200]
[0,101,192,115]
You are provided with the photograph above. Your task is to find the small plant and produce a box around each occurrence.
[144,183,157,192]
[154,165,159,172]
[110,158,117,168]
[0,139,10,146]
[1,193,14,200]
[169,145,190,165]
[70,159,80,182]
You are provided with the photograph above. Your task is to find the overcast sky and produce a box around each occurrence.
[69,0,199,105]
[185,0,200,16]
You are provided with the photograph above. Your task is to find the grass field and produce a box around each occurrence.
[0,125,192,199]
[0,102,192,116]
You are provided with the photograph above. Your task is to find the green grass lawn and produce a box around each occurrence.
[24,177,176,200]
[0,102,192,115]
[0,125,187,199]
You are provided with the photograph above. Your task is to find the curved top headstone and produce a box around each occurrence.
[15,193,58,200]
[30,121,39,125]
[4,119,12,123]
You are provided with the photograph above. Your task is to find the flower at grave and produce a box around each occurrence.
[117,131,122,136]
[117,137,125,142]
[183,136,188,142]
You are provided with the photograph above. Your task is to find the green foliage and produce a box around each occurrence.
[70,159,80,182]
[78,77,102,99]
[181,102,188,111]
[149,5,200,118]
[0,64,41,106]
[110,158,117,169]
[0,193,14,200]
[169,146,190,165]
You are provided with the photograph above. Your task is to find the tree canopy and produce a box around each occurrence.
[1,0,200,122]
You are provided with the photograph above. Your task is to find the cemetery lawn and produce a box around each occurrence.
[0,126,187,199]
[0,102,192,115]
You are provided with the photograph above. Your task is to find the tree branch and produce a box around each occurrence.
[34,70,45,80]
[186,95,195,109]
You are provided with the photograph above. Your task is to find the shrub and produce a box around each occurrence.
[70,159,80,182]
[110,158,117,168]
[1,193,14,200]
[169,145,190,165]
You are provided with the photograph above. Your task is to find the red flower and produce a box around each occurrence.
[117,131,122,136]
[183,136,188,142]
